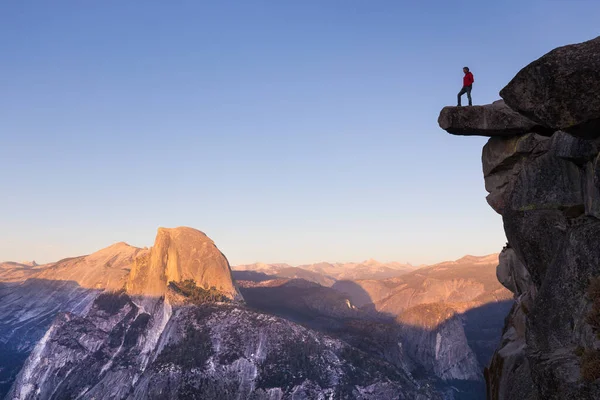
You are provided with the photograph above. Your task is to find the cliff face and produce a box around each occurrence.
[439,36,600,400]
[127,227,242,301]
[397,303,482,381]
[7,293,441,400]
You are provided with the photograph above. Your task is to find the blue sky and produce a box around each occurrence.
[2,1,599,265]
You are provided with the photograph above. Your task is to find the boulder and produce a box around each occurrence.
[500,36,600,139]
[438,100,548,137]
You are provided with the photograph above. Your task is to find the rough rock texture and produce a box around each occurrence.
[438,100,548,137]
[127,227,242,301]
[440,36,600,400]
[6,290,442,400]
[500,36,600,139]
[481,133,550,213]
[486,248,536,400]
[483,125,600,399]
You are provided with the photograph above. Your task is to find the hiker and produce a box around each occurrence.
[457,67,474,106]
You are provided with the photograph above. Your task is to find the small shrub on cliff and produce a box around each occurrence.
[169,279,230,304]
[95,289,129,314]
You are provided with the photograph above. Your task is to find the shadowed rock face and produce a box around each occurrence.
[5,283,441,400]
[127,227,242,301]
[438,100,548,137]
[481,133,550,214]
[397,304,481,381]
[500,36,600,139]
[440,36,600,400]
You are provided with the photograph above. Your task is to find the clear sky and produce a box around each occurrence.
[2,1,599,266]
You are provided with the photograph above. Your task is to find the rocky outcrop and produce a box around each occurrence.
[127,227,242,301]
[438,100,548,136]
[500,36,600,139]
[440,36,600,400]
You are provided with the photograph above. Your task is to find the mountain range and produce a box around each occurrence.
[232,259,415,285]
[0,227,510,399]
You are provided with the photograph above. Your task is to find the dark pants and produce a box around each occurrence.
[458,85,472,106]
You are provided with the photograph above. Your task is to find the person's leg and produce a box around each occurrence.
[466,86,472,106]
[457,87,466,106]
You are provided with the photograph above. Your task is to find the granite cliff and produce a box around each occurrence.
[439,36,600,400]
[2,227,443,400]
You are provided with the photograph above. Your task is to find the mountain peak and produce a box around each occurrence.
[363,258,380,266]
[127,227,242,301]
[455,254,499,264]
[157,226,209,238]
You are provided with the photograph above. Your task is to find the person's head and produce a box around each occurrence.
[463,67,470,74]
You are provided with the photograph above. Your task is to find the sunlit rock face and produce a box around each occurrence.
[127,227,242,301]
[440,36,600,400]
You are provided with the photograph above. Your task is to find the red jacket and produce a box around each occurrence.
[463,72,474,87]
